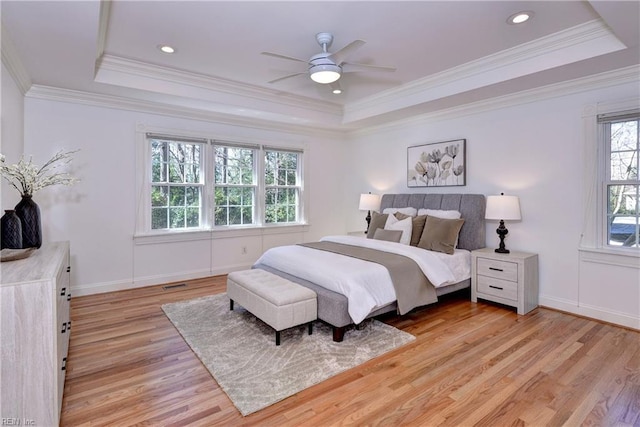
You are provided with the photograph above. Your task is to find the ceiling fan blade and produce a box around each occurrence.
[268,72,307,84]
[343,62,397,72]
[328,39,365,65]
[261,51,309,64]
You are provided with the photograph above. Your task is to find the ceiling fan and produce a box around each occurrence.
[261,32,396,90]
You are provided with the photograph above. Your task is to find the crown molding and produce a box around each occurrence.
[95,0,111,62]
[24,64,639,141]
[25,84,347,138]
[344,19,626,124]
[95,54,342,117]
[348,64,640,138]
[1,25,32,95]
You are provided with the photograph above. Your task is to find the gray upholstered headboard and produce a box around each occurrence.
[379,193,486,251]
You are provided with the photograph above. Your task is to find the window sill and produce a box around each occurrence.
[578,246,640,269]
[134,223,310,245]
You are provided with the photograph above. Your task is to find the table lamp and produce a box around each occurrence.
[359,192,380,234]
[485,193,521,253]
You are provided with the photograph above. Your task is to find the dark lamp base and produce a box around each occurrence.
[365,210,372,234]
[495,219,510,254]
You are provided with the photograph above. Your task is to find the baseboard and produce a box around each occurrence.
[133,268,213,289]
[71,265,254,297]
[540,295,640,330]
[72,278,140,297]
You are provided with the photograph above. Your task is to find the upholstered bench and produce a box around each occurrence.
[227,269,317,345]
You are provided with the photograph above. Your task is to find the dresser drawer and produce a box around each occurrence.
[477,257,518,282]
[477,275,518,301]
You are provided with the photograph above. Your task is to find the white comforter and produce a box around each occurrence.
[254,235,471,324]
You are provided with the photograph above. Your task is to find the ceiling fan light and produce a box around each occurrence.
[310,64,341,84]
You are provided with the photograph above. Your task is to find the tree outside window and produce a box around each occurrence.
[150,139,202,230]
[146,136,304,232]
[265,150,300,224]
[214,145,256,226]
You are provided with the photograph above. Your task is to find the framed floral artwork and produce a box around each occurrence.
[407,139,466,187]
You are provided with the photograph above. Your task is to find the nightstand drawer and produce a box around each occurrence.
[477,258,518,282]
[477,275,518,301]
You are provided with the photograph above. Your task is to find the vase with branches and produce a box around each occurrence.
[0,150,79,248]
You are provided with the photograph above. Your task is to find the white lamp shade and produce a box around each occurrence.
[485,195,521,220]
[359,193,380,211]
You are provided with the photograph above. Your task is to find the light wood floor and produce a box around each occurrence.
[61,275,640,426]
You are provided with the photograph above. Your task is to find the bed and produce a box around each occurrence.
[254,193,486,341]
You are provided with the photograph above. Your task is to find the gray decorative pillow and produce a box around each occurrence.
[366,212,388,239]
[395,213,427,247]
[373,228,403,243]
[417,215,465,255]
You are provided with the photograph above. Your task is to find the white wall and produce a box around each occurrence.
[345,81,640,329]
[23,98,348,295]
[0,62,25,211]
[14,76,640,329]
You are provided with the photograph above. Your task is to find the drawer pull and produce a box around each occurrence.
[61,322,67,333]
[67,266,71,273]
[489,285,504,290]
[60,287,66,296]
[61,357,67,371]
[489,267,504,272]
[67,292,71,301]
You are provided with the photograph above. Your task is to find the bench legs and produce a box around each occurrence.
[275,321,313,346]
[233,299,314,346]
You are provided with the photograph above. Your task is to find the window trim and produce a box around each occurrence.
[264,147,304,225]
[134,125,308,241]
[580,99,640,262]
[148,135,207,231]
[212,142,259,227]
[600,115,639,249]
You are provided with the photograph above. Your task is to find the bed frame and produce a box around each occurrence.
[255,193,486,342]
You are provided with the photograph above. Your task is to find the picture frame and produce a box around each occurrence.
[407,139,466,187]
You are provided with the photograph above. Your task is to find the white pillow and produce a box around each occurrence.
[384,214,412,245]
[417,208,461,219]
[382,207,418,217]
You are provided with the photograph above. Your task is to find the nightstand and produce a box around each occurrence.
[471,248,539,315]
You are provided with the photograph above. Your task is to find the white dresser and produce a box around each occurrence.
[0,241,71,426]
[471,247,539,315]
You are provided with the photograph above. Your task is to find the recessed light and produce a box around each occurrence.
[507,11,533,25]
[332,88,342,94]
[158,45,176,54]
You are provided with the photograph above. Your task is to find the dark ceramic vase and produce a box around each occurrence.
[1,210,23,249]
[15,195,42,248]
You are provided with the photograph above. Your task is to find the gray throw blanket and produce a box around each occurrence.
[299,241,438,316]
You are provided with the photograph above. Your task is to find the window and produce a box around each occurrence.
[141,132,305,234]
[212,143,302,226]
[213,145,256,226]
[265,149,301,224]
[149,137,204,230]
[600,112,639,248]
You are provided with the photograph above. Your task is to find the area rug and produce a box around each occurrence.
[162,293,415,416]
